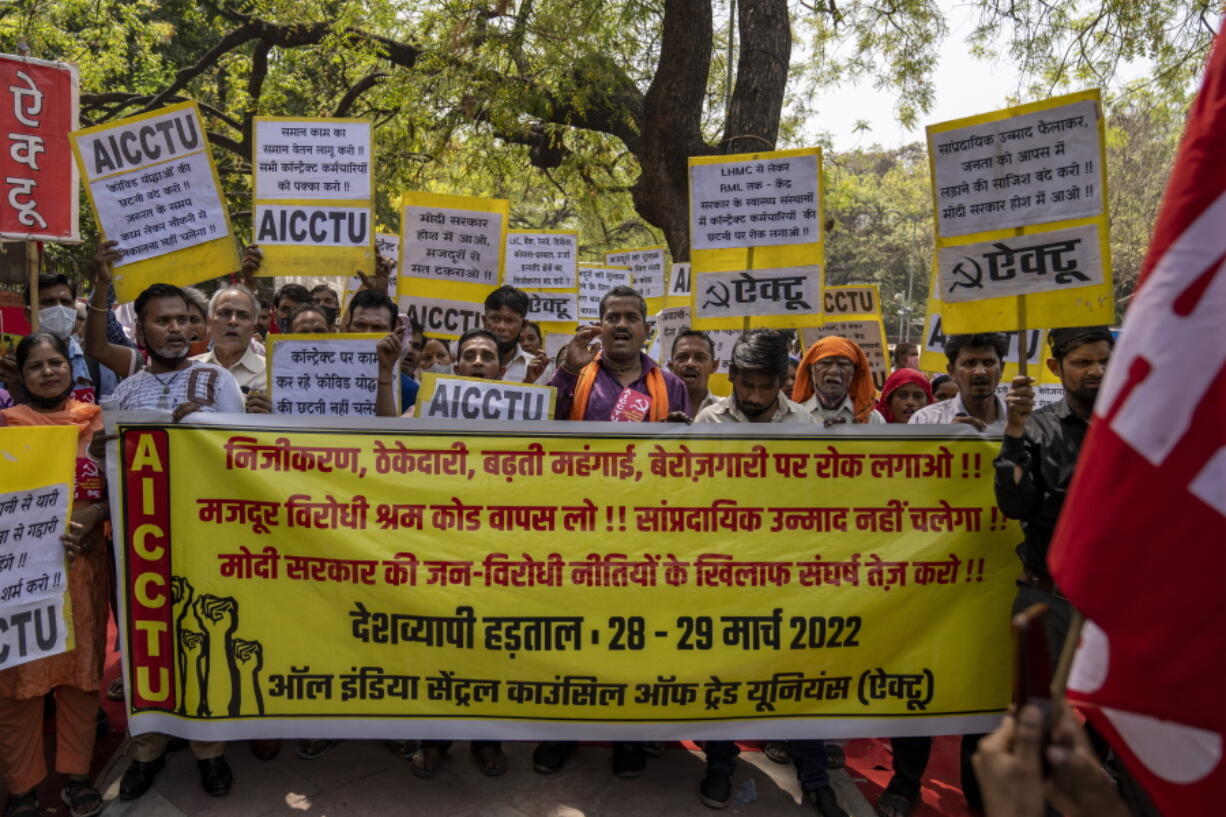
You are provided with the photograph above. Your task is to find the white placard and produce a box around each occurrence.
[418,375,555,422]
[254,119,372,200]
[937,224,1104,302]
[269,338,390,417]
[0,596,68,669]
[605,247,666,299]
[399,294,485,337]
[77,106,228,266]
[931,99,1103,237]
[254,204,372,246]
[578,265,632,321]
[695,266,820,319]
[543,330,573,363]
[402,205,503,285]
[802,321,888,391]
[690,154,821,250]
[505,232,578,289]
[998,382,1064,408]
[525,291,579,323]
[654,306,740,374]
[0,482,70,608]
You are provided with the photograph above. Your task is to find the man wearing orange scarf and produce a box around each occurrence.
[792,336,884,425]
[549,285,688,422]
[538,285,686,779]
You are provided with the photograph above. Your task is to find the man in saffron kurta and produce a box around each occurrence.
[549,285,688,422]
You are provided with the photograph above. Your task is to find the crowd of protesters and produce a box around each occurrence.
[0,241,1150,817]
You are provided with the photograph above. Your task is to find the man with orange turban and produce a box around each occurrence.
[791,336,884,425]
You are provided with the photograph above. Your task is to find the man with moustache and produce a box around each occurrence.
[107,283,243,801]
[549,285,688,423]
[668,328,719,419]
[792,336,884,425]
[909,333,1008,431]
[483,285,546,382]
[310,284,341,328]
[693,330,846,817]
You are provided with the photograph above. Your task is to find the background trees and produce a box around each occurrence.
[0,0,1214,317]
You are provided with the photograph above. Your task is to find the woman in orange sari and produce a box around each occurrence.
[0,332,110,817]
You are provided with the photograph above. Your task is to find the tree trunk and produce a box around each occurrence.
[631,0,792,260]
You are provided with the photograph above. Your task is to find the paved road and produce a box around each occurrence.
[98,740,879,817]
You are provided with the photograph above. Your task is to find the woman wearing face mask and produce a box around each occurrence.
[418,336,454,376]
[0,333,111,817]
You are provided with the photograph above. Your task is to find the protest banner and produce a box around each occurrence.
[578,263,631,322]
[69,101,238,301]
[927,90,1114,333]
[0,54,79,241]
[265,333,394,417]
[0,426,76,669]
[252,117,374,278]
[524,290,579,328]
[416,374,557,421]
[606,246,667,315]
[108,415,1016,741]
[688,147,824,330]
[399,192,508,339]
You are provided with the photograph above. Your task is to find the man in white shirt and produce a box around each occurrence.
[109,284,241,803]
[695,330,846,817]
[793,336,885,425]
[191,285,266,393]
[908,333,1008,432]
[695,329,812,425]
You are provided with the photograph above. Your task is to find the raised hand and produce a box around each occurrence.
[562,324,602,373]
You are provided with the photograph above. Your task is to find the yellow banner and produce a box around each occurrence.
[399,192,509,339]
[688,147,825,331]
[69,101,239,302]
[926,90,1114,332]
[0,426,78,668]
[605,245,669,317]
[110,416,1016,740]
[252,116,376,278]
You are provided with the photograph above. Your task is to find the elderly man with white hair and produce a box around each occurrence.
[192,284,266,391]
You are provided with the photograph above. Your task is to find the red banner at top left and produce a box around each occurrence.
[0,54,79,242]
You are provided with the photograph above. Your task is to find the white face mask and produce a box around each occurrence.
[39,305,77,340]
[422,363,453,375]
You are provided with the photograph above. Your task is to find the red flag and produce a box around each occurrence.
[1048,30,1226,815]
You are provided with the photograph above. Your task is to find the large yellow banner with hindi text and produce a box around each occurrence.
[108,416,1016,741]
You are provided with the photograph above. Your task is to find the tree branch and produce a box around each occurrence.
[333,72,388,117]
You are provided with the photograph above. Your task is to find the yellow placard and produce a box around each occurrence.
[69,101,239,302]
[925,90,1114,332]
[252,116,376,278]
[0,426,79,667]
[688,147,825,330]
[112,417,1016,741]
[399,192,509,339]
